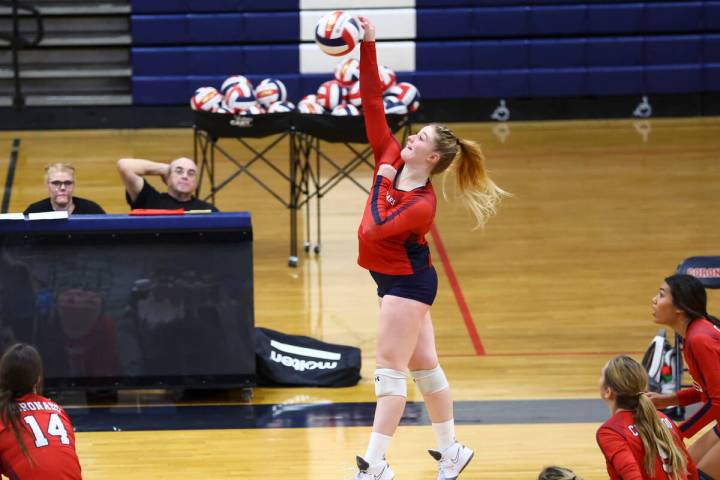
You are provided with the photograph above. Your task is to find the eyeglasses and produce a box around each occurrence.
[49,180,74,189]
[172,167,197,178]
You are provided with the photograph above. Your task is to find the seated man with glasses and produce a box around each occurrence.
[117,157,218,212]
[24,163,105,215]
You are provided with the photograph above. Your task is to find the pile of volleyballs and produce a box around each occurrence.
[190,76,294,115]
[296,58,420,116]
[190,10,420,116]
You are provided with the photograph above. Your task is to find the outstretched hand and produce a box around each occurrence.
[356,16,375,42]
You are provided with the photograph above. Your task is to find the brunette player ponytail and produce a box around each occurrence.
[0,343,44,463]
[603,355,688,479]
[430,124,509,228]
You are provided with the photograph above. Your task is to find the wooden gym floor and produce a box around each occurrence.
[0,117,718,479]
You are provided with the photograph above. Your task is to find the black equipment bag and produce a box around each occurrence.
[255,327,361,387]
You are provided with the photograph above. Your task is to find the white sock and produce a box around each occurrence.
[364,432,392,465]
[432,419,456,452]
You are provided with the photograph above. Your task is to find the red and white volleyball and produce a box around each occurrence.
[316,80,346,110]
[314,11,364,57]
[255,78,288,108]
[386,82,420,112]
[191,86,223,112]
[237,104,265,115]
[383,96,408,115]
[378,65,397,93]
[334,58,360,86]
[267,101,295,113]
[297,102,326,114]
[331,103,361,116]
[220,75,252,95]
[223,83,256,113]
[347,81,362,107]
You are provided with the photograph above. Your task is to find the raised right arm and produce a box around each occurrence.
[117,158,169,202]
[358,17,400,167]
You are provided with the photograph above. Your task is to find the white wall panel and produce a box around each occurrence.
[301,0,414,9]
[300,41,415,74]
[300,9,416,41]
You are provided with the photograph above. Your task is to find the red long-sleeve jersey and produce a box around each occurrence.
[675,318,720,438]
[356,41,436,275]
[0,394,82,480]
[597,410,698,480]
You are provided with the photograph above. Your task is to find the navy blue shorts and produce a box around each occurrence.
[370,266,438,306]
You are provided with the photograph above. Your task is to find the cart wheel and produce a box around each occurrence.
[313,245,321,254]
[304,242,311,252]
[288,256,298,267]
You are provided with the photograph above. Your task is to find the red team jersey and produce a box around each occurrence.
[675,317,720,438]
[0,394,82,480]
[357,41,436,275]
[597,410,697,480]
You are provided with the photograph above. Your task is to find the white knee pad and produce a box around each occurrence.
[411,365,449,395]
[374,368,408,397]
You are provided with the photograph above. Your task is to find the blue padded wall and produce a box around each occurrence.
[130,1,720,105]
[130,0,298,14]
[132,13,300,44]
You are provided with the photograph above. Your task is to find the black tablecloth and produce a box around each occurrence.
[194,111,409,144]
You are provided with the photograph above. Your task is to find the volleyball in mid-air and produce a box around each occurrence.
[314,11,364,57]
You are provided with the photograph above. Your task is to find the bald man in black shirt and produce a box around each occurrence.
[117,157,218,212]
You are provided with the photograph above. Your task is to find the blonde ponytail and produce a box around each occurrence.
[633,394,687,480]
[603,356,688,480]
[429,124,509,229]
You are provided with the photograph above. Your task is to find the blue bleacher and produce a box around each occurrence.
[132,13,300,45]
[131,3,716,45]
[415,35,714,70]
[132,46,298,75]
[415,3,714,39]
[706,63,720,90]
[416,0,678,5]
[130,1,720,105]
[586,67,644,96]
[130,0,298,14]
